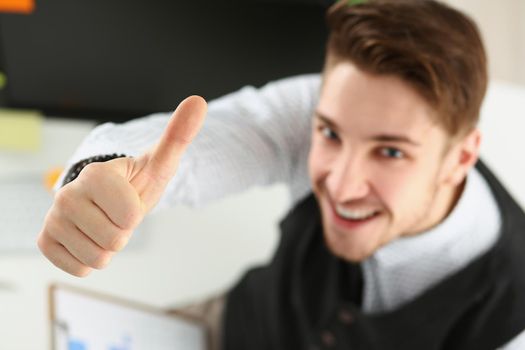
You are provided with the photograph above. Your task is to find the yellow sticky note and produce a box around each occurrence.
[0,109,42,152]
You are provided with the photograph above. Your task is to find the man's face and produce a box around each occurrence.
[309,62,464,262]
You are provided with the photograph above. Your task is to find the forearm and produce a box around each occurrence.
[54,112,171,190]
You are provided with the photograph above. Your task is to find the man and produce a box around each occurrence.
[39,0,525,348]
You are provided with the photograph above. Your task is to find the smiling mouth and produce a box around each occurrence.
[334,204,380,221]
[327,200,382,230]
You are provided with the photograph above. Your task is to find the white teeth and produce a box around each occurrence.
[335,205,378,220]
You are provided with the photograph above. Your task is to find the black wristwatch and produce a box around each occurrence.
[62,153,127,186]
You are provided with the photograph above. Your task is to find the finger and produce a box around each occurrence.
[46,213,114,270]
[37,234,92,277]
[144,95,207,185]
[75,162,144,230]
[72,197,131,252]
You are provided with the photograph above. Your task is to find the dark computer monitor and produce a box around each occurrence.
[0,0,330,122]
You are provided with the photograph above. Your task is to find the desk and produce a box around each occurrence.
[0,117,286,349]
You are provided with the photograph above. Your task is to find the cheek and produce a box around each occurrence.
[437,149,462,185]
[370,167,430,211]
[370,173,402,207]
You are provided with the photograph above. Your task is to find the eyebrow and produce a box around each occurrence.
[371,134,421,146]
[315,112,340,132]
[315,111,422,147]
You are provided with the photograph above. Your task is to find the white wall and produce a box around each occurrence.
[445,0,525,85]
[520,0,525,84]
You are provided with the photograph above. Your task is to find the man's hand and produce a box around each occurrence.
[37,96,207,277]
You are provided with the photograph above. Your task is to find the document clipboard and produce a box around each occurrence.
[49,284,208,350]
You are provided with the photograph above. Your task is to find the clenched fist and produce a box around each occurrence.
[37,96,207,277]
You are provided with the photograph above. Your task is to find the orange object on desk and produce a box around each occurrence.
[44,167,64,191]
[0,0,34,14]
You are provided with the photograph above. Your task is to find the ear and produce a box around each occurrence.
[441,128,482,186]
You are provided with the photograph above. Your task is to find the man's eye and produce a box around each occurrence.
[380,147,405,159]
[320,126,338,140]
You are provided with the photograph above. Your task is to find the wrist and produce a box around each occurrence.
[62,153,127,186]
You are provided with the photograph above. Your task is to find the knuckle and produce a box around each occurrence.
[89,250,112,270]
[54,188,72,209]
[71,266,92,278]
[79,162,104,180]
[42,211,69,244]
[107,231,130,252]
[108,196,141,231]
[121,206,143,230]
[36,232,51,255]
[53,189,79,219]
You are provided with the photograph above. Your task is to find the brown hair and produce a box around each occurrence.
[325,0,488,139]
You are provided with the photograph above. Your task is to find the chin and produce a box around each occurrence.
[324,233,375,262]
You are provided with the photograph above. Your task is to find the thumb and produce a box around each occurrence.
[131,95,207,209]
[149,95,207,179]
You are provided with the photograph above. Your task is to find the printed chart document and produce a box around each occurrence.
[49,284,208,350]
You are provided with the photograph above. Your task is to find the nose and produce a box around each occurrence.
[326,152,370,203]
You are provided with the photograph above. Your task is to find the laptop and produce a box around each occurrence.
[49,284,208,350]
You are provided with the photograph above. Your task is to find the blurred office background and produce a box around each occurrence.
[447,0,525,85]
[0,1,523,349]
[0,0,523,122]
